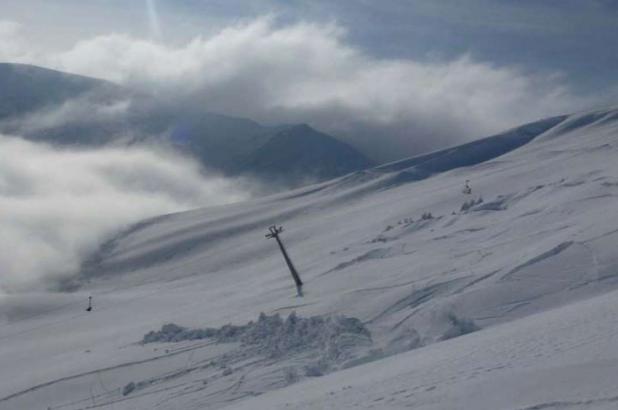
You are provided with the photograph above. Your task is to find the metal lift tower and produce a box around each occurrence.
[266,225,303,296]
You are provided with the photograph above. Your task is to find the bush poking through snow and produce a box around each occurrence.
[370,236,389,243]
[460,197,484,212]
[304,363,325,377]
[473,195,509,211]
[122,382,136,396]
[142,323,218,343]
[284,367,299,385]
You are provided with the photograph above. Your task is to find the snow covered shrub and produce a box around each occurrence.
[370,236,389,243]
[142,323,218,343]
[398,217,414,225]
[284,367,299,384]
[122,382,136,396]
[304,363,325,377]
[460,197,484,212]
[421,212,433,220]
[441,313,479,340]
[460,199,474,212]
[474,195,510,211]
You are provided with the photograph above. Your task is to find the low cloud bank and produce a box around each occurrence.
[1,18,591,161]
[0,135,247,293]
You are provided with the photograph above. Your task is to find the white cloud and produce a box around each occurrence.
[0,21,32,62]
[0,135,247,293]
[0,18,590,160]
[17,18,584,160]
[5,95,133,136]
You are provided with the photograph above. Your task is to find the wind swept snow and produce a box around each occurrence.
[143,312,372,374]
[1,107,618,409]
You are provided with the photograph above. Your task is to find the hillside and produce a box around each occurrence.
[1,106,618,409]
[0,63,122,120]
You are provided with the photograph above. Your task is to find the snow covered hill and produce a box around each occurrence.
[1,106,618,409]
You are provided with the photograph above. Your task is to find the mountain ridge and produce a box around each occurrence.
[0,63,373,188]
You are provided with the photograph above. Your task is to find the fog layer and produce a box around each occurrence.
[0,135,247,293]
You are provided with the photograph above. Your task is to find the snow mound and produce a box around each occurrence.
[143,312,372,366]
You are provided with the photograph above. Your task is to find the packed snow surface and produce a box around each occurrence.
[1,106,618,409]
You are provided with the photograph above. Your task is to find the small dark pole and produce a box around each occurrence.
[266,225,303,296]
[86,296,92,312]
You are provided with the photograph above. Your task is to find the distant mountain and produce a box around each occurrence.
[0,63,122,120]
[238,124,373,186]
[0,63,373,188]
[0,63,137,146]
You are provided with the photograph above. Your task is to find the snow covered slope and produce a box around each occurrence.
[1,106,618,409]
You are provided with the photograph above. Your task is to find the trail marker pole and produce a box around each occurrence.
[266,225,303,297]
[463,179,472,195]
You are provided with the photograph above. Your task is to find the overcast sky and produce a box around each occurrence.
[1,0,617,158]
[3,0,617,90]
